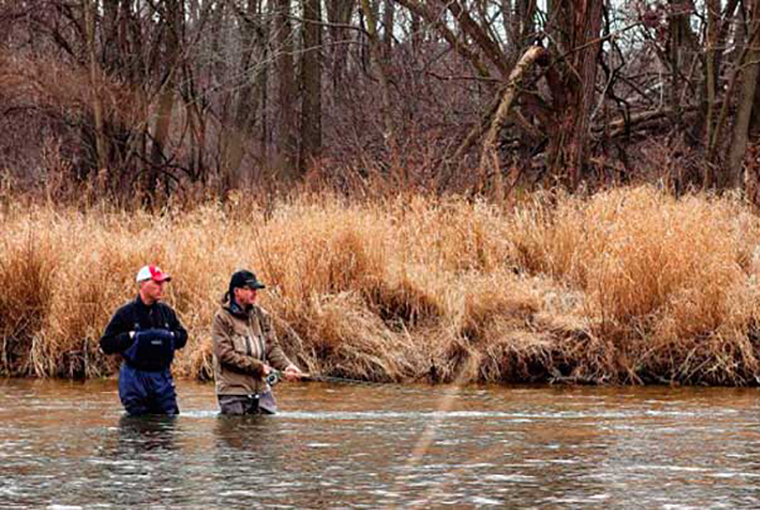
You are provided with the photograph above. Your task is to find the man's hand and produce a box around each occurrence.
[283,364,303,381]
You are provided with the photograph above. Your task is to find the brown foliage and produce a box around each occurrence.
[3,187,760,386]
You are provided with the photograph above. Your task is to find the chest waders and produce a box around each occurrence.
[119,311,179,416]
[218,391,277,415]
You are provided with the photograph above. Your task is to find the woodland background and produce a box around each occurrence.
[2,0,760,203]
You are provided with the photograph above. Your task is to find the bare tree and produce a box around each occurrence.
[220,0,270,185]
[300,0,323,173]
[147,0,184,197]
[2,0,760,202]
[544,0,605,188]
[274,0,298,175]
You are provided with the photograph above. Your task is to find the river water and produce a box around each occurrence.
[1,379,759,508]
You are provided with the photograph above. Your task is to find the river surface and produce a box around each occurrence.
[1,379,760,509]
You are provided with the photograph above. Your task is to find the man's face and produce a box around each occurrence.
[140,279,166,303]
[235,286,259,306]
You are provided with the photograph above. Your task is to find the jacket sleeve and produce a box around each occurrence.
[100,305,134,355]
[211,311,265,377]
[165,306,188,350]
[259,308,293,371]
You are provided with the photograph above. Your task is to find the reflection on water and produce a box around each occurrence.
[1,379,760,508]
[117,414,178,452]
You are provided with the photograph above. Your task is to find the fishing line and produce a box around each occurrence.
[266,370,471,400]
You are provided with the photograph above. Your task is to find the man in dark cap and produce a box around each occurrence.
[211,269,302,415]
[100,265,188,416]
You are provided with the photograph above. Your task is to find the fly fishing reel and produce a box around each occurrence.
[265,370,281,386]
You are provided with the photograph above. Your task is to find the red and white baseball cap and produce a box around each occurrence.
[135,264,172,283]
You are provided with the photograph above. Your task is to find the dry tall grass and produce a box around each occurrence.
[2,185,760,385]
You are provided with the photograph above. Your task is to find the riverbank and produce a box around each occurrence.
[2,185,760,385]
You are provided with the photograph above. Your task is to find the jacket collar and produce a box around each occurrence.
[223,296,252,319]
[134,294,156,310]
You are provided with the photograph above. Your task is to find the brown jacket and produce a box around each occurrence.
[211,299,293,396]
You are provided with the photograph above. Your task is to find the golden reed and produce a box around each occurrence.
[2,185,760,385]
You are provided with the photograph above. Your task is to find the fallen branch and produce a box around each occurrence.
[478,46,550,197]
[592,106,699,139]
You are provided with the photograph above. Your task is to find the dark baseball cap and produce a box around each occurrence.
[229,270,266,290]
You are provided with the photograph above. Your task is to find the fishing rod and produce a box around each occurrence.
[266,370,386,387]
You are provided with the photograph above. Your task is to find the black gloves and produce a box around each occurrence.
[134,328,175,343]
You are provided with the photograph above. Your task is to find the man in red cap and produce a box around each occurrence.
[100,265,188,415]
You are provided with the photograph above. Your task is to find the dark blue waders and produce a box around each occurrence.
[119,364,178,415]
[119,328,178,416]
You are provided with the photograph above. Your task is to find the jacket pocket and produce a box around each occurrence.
[231,335,248,354]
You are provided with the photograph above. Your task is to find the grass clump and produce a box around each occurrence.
[2,186,760,385]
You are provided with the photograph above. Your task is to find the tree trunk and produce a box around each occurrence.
[101,0,121,73]
[750,0,760,138]
[361,0,395,144]
[545,0,604,188]
[222,0,268,185]
[274,0,298,176]
[727,0,760,188]
[669,0,689,132]
[704,0,720,181]
[382,0,394,58]
[752,69,760,136]
[299,0,323,173]
[85,0,108,177]
[410,7,422,53]
[325,0,355,86]
[148,0,182,197]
